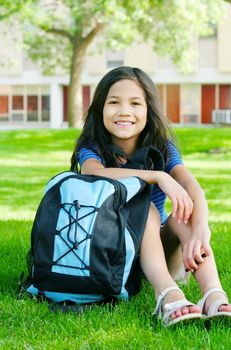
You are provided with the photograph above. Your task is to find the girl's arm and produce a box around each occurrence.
[170,164,212,271]
[81,158,162,182]
[81,158,193,224]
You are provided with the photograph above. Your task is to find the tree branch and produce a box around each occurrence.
[80,22,105,48]
[40,26,74,44]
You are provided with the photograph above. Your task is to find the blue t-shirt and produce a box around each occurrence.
[77,142,183,224]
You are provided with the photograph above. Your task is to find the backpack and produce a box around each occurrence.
[26,172,151,304]
[25,147,164,305]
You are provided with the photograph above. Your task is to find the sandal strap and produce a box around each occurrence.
[207,299,229,316]
[198,288,227,312]
[153,286,182,316]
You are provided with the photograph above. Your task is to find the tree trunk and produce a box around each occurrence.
[68,42,86,128]
[67,24,105,128]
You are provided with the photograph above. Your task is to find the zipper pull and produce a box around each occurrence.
[73,200,80,249]
[73,200,80,210]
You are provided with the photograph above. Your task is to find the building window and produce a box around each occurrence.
[28,96,38,121]
[0,96,9,121]
[106,50,124,69]
[12,95,24,110]
[11,86,24,121]
[167,85,180,123]
[0,85,50,123]
[181,85,200,124]
[107,60,124,69]
[219,85,231,109]
[42,95,50,121]
[41,85,50,122]
[201,85,215,124]
[201,23,217,38]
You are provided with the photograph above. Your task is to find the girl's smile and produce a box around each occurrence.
[114,121,134,127]
[103,79,147,151]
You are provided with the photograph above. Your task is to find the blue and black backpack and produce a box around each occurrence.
[25,147,164,305]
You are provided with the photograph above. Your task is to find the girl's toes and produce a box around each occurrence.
[175,309,183,318]
[170,305,200,321]
[181,307,189,315]
[171,310,182,320]
[170,311,177,320]
[219,304,231,313]
[189,305,201,314]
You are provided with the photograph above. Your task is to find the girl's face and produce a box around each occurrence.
[103,79,147,152]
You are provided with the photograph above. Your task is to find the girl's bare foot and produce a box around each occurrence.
[198,288,231,318]
[163,289,201,320]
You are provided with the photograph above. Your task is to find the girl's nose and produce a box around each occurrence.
[117,111,131,117]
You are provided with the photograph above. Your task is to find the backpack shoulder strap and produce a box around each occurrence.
[124,146,165,171]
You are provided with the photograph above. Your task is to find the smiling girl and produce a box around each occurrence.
[70,66,231,326]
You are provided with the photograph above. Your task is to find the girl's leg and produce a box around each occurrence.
[161,215,231,314]
[140,205,200,319]
[160,220,185,281]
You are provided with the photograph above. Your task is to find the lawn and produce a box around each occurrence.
[0,128,230,350]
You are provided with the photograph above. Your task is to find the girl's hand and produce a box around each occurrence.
[181,225,212,271]
[156,172,193,224]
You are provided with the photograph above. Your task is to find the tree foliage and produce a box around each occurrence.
[17,0,226,73]
[0,0,34,20]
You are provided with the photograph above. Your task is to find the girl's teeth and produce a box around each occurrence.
[116,122,132,125]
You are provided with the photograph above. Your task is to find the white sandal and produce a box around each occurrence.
[153,286,202,327]
[197,288,231,319]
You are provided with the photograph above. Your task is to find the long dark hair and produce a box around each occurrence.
[70,66,175,171]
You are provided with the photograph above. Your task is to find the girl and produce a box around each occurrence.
[70,66,231,326]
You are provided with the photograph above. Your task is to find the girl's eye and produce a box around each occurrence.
[131,102,141,106]
[108,100,118,104]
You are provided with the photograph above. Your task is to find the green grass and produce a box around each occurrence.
[0,128,230,350]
